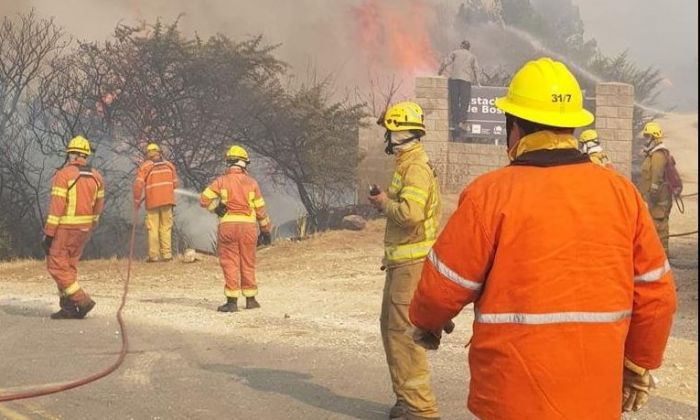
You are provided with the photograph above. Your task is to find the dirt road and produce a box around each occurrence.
[0,219,697,419]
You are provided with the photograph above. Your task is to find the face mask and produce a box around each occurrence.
[643,135,656,148]
[384,131,419,155]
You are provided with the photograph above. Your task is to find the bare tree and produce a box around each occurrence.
[0,10,68,256]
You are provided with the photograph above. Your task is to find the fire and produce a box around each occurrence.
[351,0,439,77]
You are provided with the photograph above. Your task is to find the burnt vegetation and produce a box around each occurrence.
[0,12,366,259]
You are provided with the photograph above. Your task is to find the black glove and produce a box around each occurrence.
[214,202,228,218]
[42,235,54,255]
[412,327,442,350]
[258,231,271,246]
[443,320,455,334]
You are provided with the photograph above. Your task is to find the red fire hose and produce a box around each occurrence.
[0,206,139,402]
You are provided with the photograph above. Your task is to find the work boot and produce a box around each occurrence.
[389,400,408,419]
[161,256,173,262]
[146,257,159,263]
[245,296,261,310]
[75,298,96,319]
[217,297,238,313]
[50,297,79,320]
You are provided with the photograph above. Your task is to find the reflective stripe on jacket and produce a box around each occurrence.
[133,159,178,210]
[45,158,105,236]
[381,144,441,265]
[199,167,271,231]
[409,130,676,419]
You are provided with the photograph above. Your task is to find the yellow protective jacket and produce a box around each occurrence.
[381,143,441,265]
[640,144,672,218]
[588,151,613,168]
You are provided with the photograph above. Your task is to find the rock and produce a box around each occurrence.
[182,248,200,263]
[342,215,367,231]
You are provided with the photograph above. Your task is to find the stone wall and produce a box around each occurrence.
[356,78,635,198]
[416,76,507,194]
[594,82,635,178]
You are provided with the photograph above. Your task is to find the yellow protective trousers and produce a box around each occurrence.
[145,205,173,260]
[380,261,440,418]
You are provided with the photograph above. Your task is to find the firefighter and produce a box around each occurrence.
[368,101,442,419]
[199,145,271,312]
[43,136,105,319]
[133,143,179,262]
[408,58,676,419]
[640,121,672,254]
[579,128,614,168]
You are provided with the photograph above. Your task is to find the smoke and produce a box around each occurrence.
[573,0,698,111]
[1,0,462,100]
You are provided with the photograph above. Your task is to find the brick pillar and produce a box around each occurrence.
[595,83,635,178]
[415,76,450,190]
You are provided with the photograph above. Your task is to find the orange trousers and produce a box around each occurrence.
[47,227,91,301]
[217,222,258,298]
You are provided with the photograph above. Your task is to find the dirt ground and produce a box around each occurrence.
[0,113,697,419]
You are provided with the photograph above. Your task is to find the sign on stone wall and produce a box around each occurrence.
[460,86,508,141]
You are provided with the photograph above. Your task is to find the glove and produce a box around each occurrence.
[258,231,271,246]
[411,327,442,350]
[622,358,655,412]
[214,202,228,218]
[443,320,455,334]
[42,235,54,255]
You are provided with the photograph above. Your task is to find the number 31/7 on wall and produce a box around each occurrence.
[552,94,572,102]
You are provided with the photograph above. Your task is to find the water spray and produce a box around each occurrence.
[500,24,667,115]
[175,188,200,199]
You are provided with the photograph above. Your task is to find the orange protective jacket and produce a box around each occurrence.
[409,131,676,420]
[44,158,105,236]
[133,158,178,210]
[199,167,271,232]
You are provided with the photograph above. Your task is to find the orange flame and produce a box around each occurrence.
[351,0,438,77]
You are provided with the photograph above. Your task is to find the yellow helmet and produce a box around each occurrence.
[380,101,426,134]
[579,129,599,143]
[226,145,249,162]
[146,143,161,153]
[495,57,594,128]
[642,121,663,139]
[66,135,92,156]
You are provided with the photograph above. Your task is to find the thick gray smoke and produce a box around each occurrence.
[2,0,696,112]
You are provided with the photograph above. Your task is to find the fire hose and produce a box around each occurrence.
[663,230,698,239]
[0,206,139,402]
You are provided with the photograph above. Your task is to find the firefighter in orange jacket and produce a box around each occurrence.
[200,145,271,312]
[133,143,178,262]
[408,58,677,419]
[43,136,105,319]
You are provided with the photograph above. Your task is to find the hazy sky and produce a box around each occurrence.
[1,0,697,110]
[575,0,698,110]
